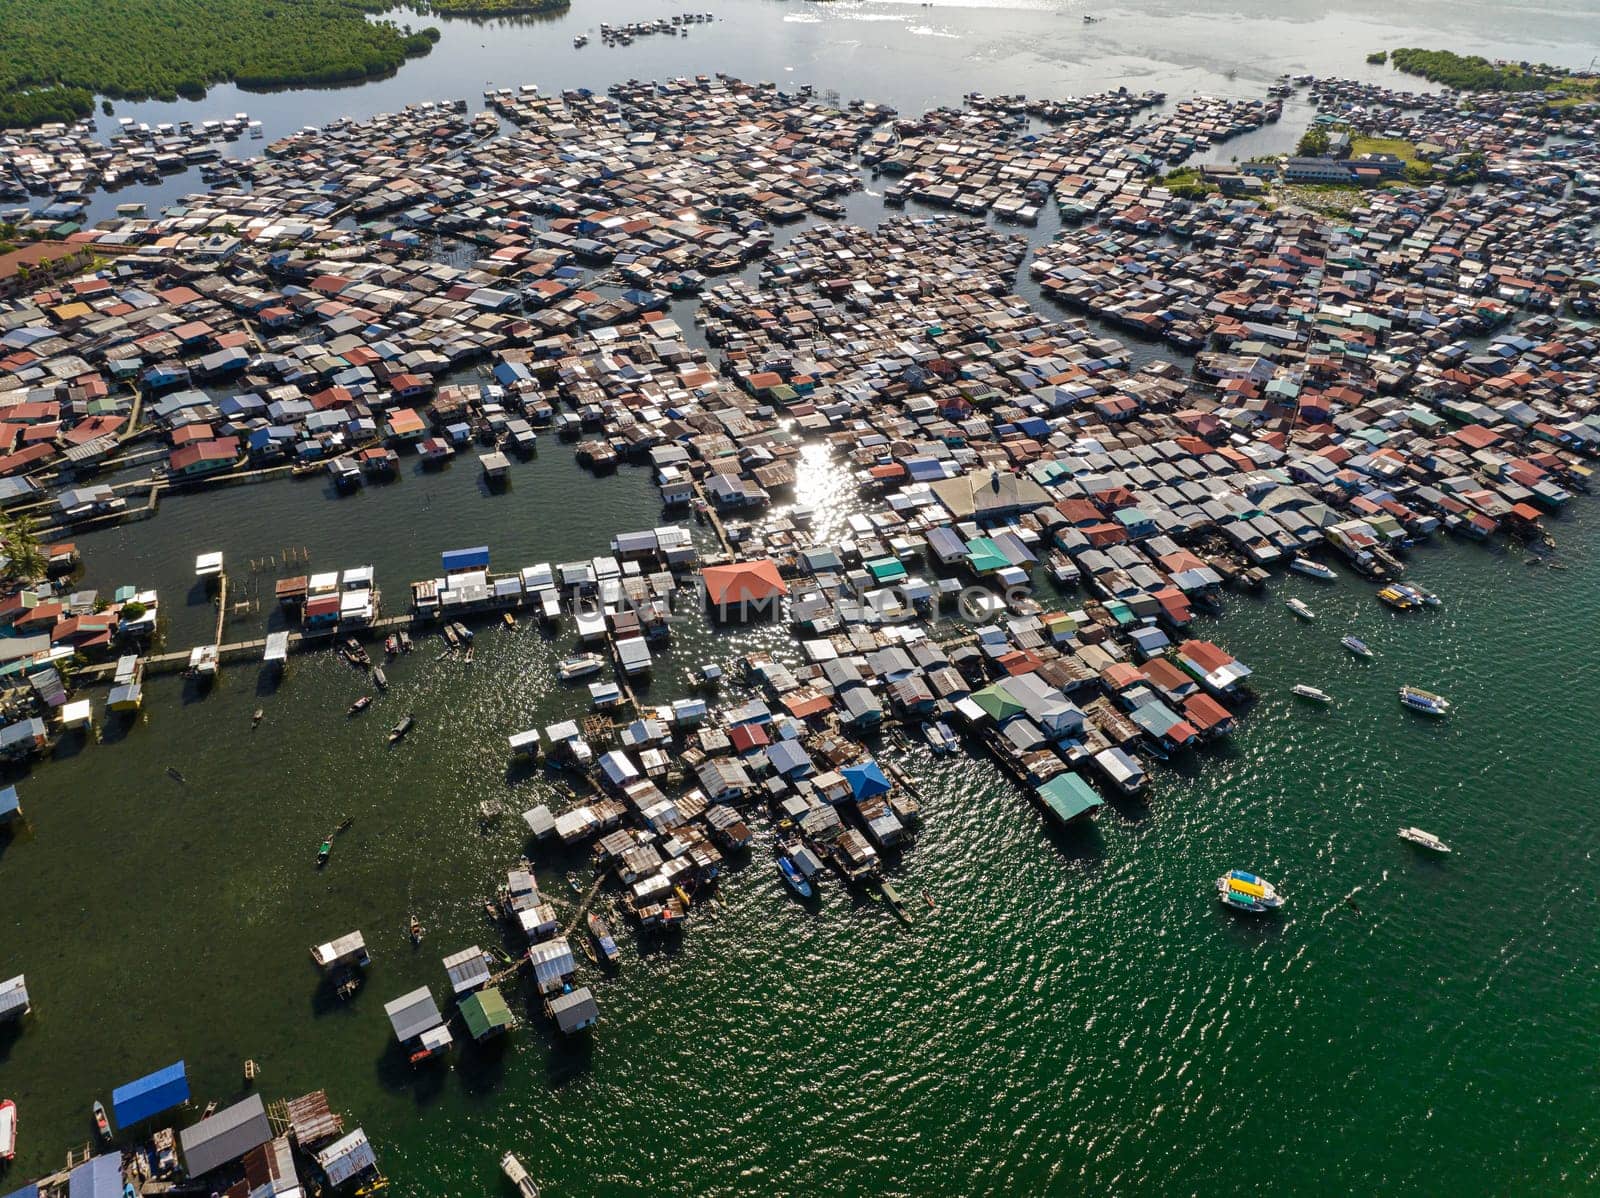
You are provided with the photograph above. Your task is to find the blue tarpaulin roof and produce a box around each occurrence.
[441,546,490,572]
[843,761,890,800]
[0,785,17,818]
[67,1154,121,1198]
[3,1185,41,1198]
[112,1059,189,1127]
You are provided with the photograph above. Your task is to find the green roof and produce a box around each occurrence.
[971,683,1025,723]
[866,556,907,583]
[459,986,514,1039]
[966,537,1008,574]
[1035,774,1104,824]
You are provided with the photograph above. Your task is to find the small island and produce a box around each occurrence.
[1388,46,1596,98]
[0,0,443,129]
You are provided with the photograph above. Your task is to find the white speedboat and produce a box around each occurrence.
[558,653,606,681]
[1398,827,1451,853]
[1292,684,1333,704]
[1286,597,1316,621]
[1289,556,1336,581]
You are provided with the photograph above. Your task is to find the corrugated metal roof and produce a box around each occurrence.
[384,986,444,1043]
[315,1129,376,1187]
[179,1094,271,1178]
[67,1154,121,1198]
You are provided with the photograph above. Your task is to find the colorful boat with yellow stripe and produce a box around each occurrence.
[1216,870,1283,913]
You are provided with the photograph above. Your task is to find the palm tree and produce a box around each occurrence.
[0,514,48,583]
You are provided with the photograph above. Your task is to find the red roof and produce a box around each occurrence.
[728,723,771,752]
[702,559,787,607]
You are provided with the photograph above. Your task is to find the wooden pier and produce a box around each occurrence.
[690,479,734,556]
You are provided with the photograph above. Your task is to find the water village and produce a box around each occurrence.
[2,62,1600,1194]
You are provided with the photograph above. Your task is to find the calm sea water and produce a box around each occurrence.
[4,2,1600,1193]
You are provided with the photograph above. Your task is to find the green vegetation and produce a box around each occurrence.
[1296,126,1330,156]
[0,0,442,130]
[1350,135,1417,160]
[1366,50,1387,65]
[1161,167,1214,201]
[1389,47,1586,94]
[0,514,46,584]
[417,0,568,12]
[120,600,148,622]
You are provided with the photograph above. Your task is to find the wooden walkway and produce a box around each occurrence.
[214,573,228,652]
[691,480,734,556]
[561,871,608,938]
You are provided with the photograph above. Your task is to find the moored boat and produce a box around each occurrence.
[1292,684,1333,704]
[558,653,606,681]
[503,611,517,630]
[1217,870,1283,913]
[1377,585,1419,611]
[587,913,620,964]
[389,712,416,743]
[93,1099,111,1141]
[1289,556,1336,581]
[373,666,388,691]
[777,853,812,899]
[1285,597,1316,621]
[1341,635,1374,659]
[1398,686,1450,717]
[0,1098,15,1162]
[1398,827,1451,853]
[924,720,959,754]
[347,696,371,716]
[881,880,912,924]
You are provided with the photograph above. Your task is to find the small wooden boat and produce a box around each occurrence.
[923,889,937,912]
[373,666,388,691]
[587,912,620,965]
[243,1059,258,1084]
[316,818,354,867]
[388,713,415,744]
[343,637,371,667]
[251,708,264,728]
[93,1100,110,1142]
[409,914,425,945]
[385,635,399,656]
[503,611,517,630]
[881,881,912,925]
[166,767,186,784]
[464,645,475,665]
[398,630,413,652]
[347,696,371,716]
[442,625,460,649]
